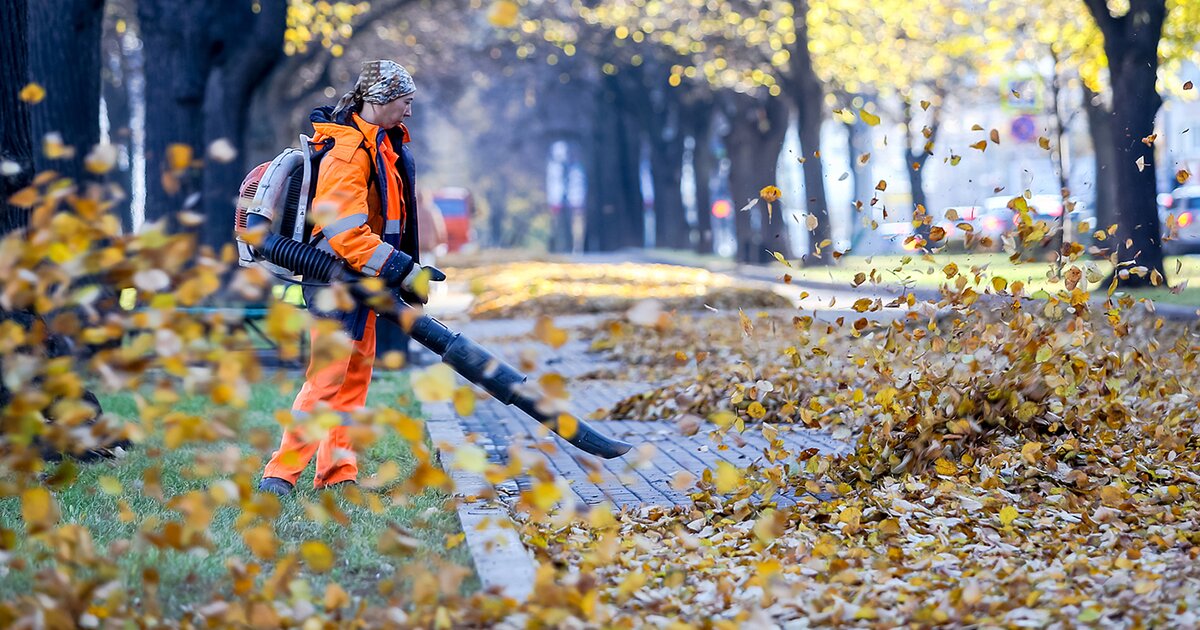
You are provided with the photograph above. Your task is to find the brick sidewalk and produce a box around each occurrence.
[427,314,852,510]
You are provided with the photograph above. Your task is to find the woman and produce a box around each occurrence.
[258,60,438,496]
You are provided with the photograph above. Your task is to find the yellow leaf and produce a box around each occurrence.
[301,540,335,572]
[759,185,781,202]
[709,410,736,428]
[98,476,123,495]
[412,363,456,402]
[770,250,791,267]
[715,461,741,494]
[538,372,568,399]
[21,487,57,529]
[166,144,194,171]
[533,315,568,349]
[999,505,1018,526]
[970,140,987,152]
[1038,136,1051,150]
[85,143,118,174]
[488,0,520,28]
[556,414,579,439]
[746,401,766,419]
[452,444,488,474]
[243,524,277,559]
[19,83,46,104]
[452,386,476,416]
[324,582,351,609]
[933,458,956,476]
[859,109,881,126]
[529,481,562,511]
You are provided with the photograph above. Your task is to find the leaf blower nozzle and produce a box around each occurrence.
[241,217,632,459]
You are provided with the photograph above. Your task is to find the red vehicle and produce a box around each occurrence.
[431,187,475,253]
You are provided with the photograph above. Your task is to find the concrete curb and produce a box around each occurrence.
[424,401,537,602]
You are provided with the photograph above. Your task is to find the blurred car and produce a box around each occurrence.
[1159,186,1200,255]
[975,194,1093,251]
[930,202,1008,250]
[431,187,476,253]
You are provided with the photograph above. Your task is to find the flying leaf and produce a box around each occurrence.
[452,386,476,416]
[301,540,335,573]
[488,0,520,28]
[412,363,456,402]
[533,315,568,348]
[19,83,46,104]
[859,109,881,126]
[166,144,194,171]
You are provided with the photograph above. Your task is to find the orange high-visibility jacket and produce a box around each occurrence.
[304,106,421,339]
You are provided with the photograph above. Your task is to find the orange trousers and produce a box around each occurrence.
[263,311,376,488]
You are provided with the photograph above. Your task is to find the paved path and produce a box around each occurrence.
[425,313,851,511]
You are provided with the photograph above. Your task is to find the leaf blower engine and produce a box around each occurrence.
[232,141,631,459]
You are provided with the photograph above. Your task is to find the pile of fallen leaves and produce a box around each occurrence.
[447,261,792,319]
[513,278,1200,626]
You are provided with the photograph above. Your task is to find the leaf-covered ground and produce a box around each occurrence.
[508,284,1200,627]
[0,374,475,621]
[445,261,793,319]
[4,172,1199,626]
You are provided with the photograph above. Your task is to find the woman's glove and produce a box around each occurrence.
[378,251,445,304]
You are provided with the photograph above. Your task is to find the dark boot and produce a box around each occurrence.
[258,476,294,496]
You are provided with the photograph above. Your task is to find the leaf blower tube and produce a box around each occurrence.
[245,216,632,459]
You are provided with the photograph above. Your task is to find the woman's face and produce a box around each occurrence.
[369,92,415,128]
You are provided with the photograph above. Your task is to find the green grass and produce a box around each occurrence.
[649,248,1200,306]
[0,372,475,616]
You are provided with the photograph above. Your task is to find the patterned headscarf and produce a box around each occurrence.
[332,60,416,119]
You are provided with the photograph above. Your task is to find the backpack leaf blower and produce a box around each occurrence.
[235,147,631,459]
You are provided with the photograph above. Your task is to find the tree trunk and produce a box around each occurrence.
[102,4,139,233]
[27,0,105,186]
[685,95,716,255]
[200,0,286,255]
[137,0,211,229]
[1082,84,1118,241]
[1,0,33,234]
[1083,0,1167,287]
[902,95,940,247]
[620,65,688,250]
[487,176,508,247]
[648,132,688,249]
[586,74,645,251]
[787,0,833,266]
[721,91,789,264]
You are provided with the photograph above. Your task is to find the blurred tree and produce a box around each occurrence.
[1,0,33,234]
[998,0,1199,282]
[100,0,142,233]
[682,91,717,254]
[138,0,287,252]
[27,0,105,187]
[1077,0,1200,286]
[500,1,703,251]
[720,90,789,263]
